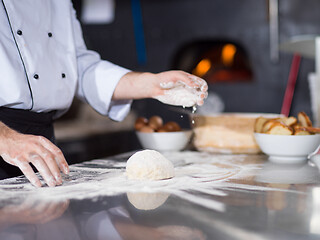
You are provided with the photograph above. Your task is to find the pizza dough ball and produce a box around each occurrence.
[127,192,170,210]
[126,150,174,180]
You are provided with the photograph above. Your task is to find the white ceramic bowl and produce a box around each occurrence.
[136,130,193,152]
[254,133,320,163]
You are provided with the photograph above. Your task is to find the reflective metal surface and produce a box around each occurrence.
[0,151,320,240]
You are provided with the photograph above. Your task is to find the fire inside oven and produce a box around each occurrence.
[172,40,253,83]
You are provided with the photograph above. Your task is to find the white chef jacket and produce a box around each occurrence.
[0,0,131,121]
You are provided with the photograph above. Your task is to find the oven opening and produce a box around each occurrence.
[172,40,253,83]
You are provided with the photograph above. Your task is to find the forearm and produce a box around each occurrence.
[0,122,16,154]
[0,121,12,136]
[112,72,158,100]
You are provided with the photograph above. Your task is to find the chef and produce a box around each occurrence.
[0,1,207,187]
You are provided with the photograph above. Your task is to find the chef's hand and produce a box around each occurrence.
[0,122,69,187]
[113,70,208,106]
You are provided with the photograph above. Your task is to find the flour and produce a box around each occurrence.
[0,151,305,212]
[155,85,199,107]
[154,81,207,107]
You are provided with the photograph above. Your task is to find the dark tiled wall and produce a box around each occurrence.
[72,0,320,121]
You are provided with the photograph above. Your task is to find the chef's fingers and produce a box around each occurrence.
[36,147,62,185]
[37,136,69,174]
[56,153,70,175]
[18,162,42,188]
[202,90,208,99]
[160,71,200,88]
[30,154,56,187]
[196,91,208,106]
[182,73,202,88]
[187,74,208,90]
[197,98,204,106]
[201,81,208,92]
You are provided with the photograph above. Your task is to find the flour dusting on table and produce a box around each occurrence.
[0,151,300,212]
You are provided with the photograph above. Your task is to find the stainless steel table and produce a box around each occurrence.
[0,151,319,240]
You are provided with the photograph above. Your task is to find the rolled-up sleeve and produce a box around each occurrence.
[70,5,131,121]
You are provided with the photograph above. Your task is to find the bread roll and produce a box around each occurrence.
[266,122,293,135]
[298,112,312,127]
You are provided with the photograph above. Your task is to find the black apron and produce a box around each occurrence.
[0,107,56,179]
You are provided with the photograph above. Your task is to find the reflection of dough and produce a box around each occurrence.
[127,192,170,210]
[126,150,174,180]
